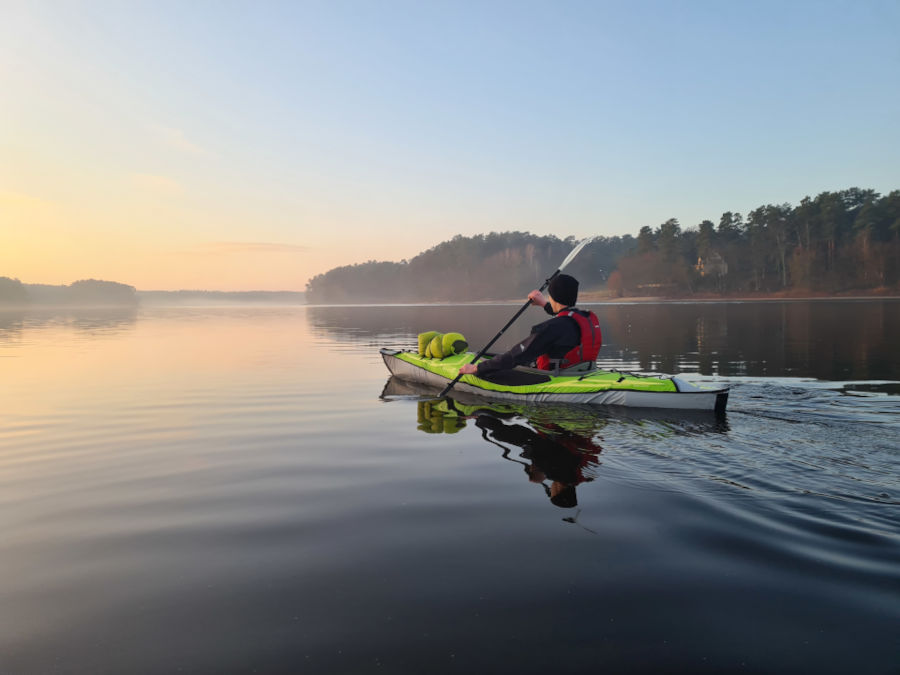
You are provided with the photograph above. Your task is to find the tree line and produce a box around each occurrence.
[611,188,900,296]
[306,187,899,303]
[305,231,635,303]
[0,279,139,306]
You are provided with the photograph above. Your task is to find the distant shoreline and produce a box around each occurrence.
[576,290,900,304]
[3,290,898,310]
[303,292,900,307]
[458,289,900,305]
[0,287,307,309]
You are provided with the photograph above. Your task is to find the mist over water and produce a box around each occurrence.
[1,302,898,673]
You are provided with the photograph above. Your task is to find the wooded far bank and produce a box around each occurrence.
[3,187,897,306]
[0,280,306,307]
[305,187,900,303]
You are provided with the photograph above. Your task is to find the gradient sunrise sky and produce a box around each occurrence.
[2,0,898,291]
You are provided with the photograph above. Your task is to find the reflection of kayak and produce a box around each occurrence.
[382,375,729,432]
[381,348,729,412]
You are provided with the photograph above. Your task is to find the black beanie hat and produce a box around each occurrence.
[548,274,578,307]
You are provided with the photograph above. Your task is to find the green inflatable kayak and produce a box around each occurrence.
[380,348,729,413]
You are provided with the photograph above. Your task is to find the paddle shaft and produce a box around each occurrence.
[437,271,559,397]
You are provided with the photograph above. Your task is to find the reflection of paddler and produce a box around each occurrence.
[473,413,602,509]
[410,395,603,508]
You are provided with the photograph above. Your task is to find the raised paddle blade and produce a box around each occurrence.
[557,236,598,273]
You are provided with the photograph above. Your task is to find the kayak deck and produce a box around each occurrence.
[381,349,729,412]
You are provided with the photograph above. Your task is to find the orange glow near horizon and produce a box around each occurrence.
[0,123,437,291]
[1,185,434,291]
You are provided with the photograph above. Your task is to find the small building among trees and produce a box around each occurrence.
[695,251,728,278]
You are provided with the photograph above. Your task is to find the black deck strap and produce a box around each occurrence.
[617,375,626,382]
[479,368,552,386]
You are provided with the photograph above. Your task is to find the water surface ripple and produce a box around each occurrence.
[1,304,898,674]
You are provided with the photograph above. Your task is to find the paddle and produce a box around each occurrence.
[438,236,597,398]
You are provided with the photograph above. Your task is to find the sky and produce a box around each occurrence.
[2,0,899,291]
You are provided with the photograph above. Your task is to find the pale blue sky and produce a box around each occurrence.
[2,0,899,289]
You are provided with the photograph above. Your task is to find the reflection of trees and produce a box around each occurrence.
[598,301,900,381]
[66,308,139,335]
[307,305,540,354]
[601,304,735,375]
[0,308,138,345]
[0,310,27,345]
[321,301,899,381]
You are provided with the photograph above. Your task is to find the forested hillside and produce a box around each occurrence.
[305,232,634,303]
[306,188,900,303]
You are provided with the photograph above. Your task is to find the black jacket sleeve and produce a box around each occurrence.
[476,316,580,376]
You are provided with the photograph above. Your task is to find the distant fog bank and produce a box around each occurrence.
[0,278,306,308]
[138,290,306,306]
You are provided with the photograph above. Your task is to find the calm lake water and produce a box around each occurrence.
[1,301,898,674]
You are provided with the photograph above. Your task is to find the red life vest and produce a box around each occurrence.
[536,309,602,371]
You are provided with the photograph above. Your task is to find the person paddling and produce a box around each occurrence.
[457,274,601,378]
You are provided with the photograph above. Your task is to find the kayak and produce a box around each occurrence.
[380,348,729,412]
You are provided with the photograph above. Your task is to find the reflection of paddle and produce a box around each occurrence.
[562,509,599,535]
[439,236,597,398]
[477,421,554,498]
